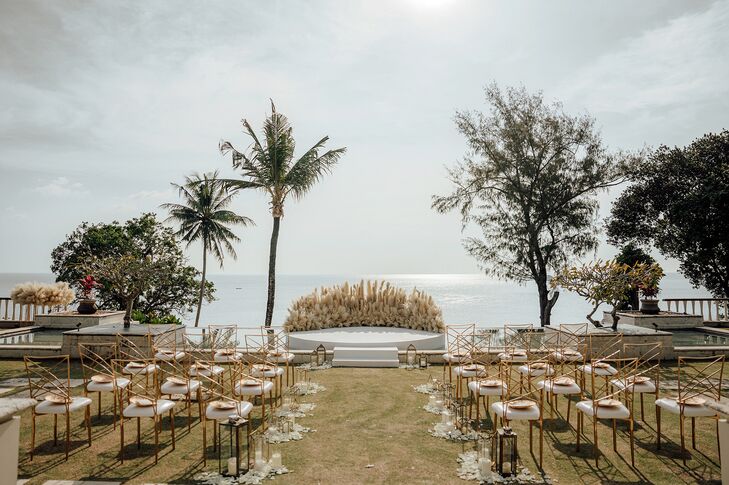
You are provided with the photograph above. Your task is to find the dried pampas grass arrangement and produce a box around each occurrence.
[283,280,445,333]
[10,282,75,307]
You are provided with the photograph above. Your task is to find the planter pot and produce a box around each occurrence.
[77,299,98,315]
[640,298,660,315]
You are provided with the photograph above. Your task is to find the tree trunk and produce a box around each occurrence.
[194,240,207,328]
[610,307,621,331]
[537,276,559,327]
[124,299,133,329]
[264,216,281,328]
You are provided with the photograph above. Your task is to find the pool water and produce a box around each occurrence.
[0,329,65,346]
[671,330,729,346]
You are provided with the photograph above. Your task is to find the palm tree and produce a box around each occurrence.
[219,101,346,327]
[161,171,254,327]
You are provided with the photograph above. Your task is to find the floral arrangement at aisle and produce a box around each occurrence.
[194,466,289,485]
[291,381,326,396]
[297,361,332,371]
[10,281,74,308]
[457,451,552,484]
[283,280,444,332]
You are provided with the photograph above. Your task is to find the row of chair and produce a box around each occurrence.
[24,325,295,465]
[441,323,724,468]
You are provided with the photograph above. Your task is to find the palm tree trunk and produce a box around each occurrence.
[194,240,207,328]
[264,216,281,327]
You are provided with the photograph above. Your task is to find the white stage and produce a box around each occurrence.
[287,326,445,352]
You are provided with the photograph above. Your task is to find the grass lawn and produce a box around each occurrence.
[7,360,723,484]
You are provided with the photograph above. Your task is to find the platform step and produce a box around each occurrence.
[332,346,399,368]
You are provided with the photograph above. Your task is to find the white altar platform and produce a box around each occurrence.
[287,326,445,351]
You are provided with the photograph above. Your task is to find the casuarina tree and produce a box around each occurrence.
[433,83,637,326]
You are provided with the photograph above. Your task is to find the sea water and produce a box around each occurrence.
[0,272,708,328]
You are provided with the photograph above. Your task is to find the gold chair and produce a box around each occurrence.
[656,355,724,464]
[79,342,126,428]
[578,332,623,397]
[25,355,92,461]
[490,358,545,469]
[113,358,176,464]
[614,342,661,422]
[468,345,506,430]
[442,324,476,383]
[197,358,253,466]
[539,336,588,426]
[234,361,275,431]
[158,349,202,431]
[210,324,243,363]
[576,357,637,466]
[452,333,487,400]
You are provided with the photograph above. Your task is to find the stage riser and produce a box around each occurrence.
[332,346,400,368]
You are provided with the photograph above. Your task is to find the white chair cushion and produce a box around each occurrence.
[454,365,487,378]
[214,351,243,363]
[267,353,294,363]
[576,400,630,419]
[655,397,718,417]
[234,380,274,396]
[610,378,656,394]
[517,364,554,377]
[578,364,617,376]
[536,379,581,395]
[550,351,583,362]
[87,377,130,393]
[442,353,471,363]
[160,379,201,395]
[123,364,159,375]
[490,401,541,421]
[123,399,176,417]
[250,366,285,378]
[468,380,507,396]
[189,365,225,377]
[498,352,528,362]
[205,401,254,421]
[36,396,92,415]
[155,351,186,361]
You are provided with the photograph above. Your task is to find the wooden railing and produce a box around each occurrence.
[663,298,729,322]
[0,297,57,323]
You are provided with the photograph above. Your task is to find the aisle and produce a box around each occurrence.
[276,367,465,484]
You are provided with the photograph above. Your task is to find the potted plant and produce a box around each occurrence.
[77,274,101,314]
[636,263,664,315]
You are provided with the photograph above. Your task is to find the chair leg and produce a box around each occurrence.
[54,414,58,446]
[529,421,533,452]
[640,393,645,421]
[86,406,92,447]
[154,415,159,465]
[593,416,599,466]
[30,413,36,461]
[656,406,661,449]
[539,418,543,469]
[612,419,617,451]
[567,396,571,425]
[202,415,207,465]
[120,415,125,463]
[630,418,635,467]
[680,415,686,465]
[170,409,176,450]
[691,417,696,449]
[187,391,192,431]
[65,412,70,460]
[137,417,141,449]
[576,411,581,452]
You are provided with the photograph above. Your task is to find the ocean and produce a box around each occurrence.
[0,272,709,328]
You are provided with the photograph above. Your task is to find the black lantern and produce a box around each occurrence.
[315,344,326,366]
[497,427,518,477]
[218,416,250,477]
[418,353,428,368]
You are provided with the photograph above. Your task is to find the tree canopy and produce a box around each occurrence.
[433,83,638,326]
[606,130,729,297]
[51,213,214,319]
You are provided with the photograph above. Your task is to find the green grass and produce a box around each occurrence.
[7,361,723,484]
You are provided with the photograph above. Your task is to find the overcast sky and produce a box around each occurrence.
[1,0,727,276]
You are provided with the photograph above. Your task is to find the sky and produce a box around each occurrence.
[1,0,727,276]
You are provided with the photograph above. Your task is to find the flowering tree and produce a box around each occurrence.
[551,260,664,330]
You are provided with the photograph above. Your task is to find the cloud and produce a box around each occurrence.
[561,0,729,134]
[33,176,87,197]
[3,206,28,220]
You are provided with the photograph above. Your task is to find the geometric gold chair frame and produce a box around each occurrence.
[656,354,724,464]
[24,355,92,461]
